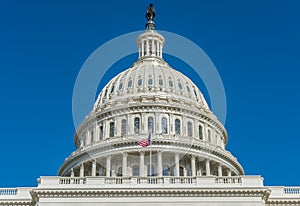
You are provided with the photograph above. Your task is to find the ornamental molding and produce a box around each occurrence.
[32,188,268,199]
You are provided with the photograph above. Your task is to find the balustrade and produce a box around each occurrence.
[0,189,17,196]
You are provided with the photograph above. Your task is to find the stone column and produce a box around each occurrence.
[146,40,149,55]
[106,156,111,177]
[122,153,128,177]
[218,164,222,177]
[175,153,180,176]
[92,160,97,177]
[205,159,210,176]
[139,151,145,177]
[191,156,196,176]
[80,164,84,177]
[157,151,163,177]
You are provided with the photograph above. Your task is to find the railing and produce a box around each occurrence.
[284,187,300,194]
[59,177,86,185]
[170,177,195,184]
[215,176,242,184]
[105,177,131,184]
[0,188,17,196]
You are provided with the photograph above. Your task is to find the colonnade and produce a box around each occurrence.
[69,151,235,178]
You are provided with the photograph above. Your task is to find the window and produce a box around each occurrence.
[175,119,181,135]
[169,80,173,87]
[162,117,168,134]
[128,80,132,88]
[179,166,184,176]
[110,85,115,94]
[109,122,114,137]
[207,129,211,143]
[163,164,171,176]
[103,89,108,97]
[159,79,163,86]
[118,82,123,90]
[132,165,139,176]
[193,89,198,97]
[138,79,142,86]
[187,122,193,137]
[178,82,183,89]
[90,130,94,142]
[186,86,190,93]
[121,119,127,135]
[148,78,153,85]
[99,125,104,140]
[199,125,203,140]
[148,117,154,133]
[134,117,140,134]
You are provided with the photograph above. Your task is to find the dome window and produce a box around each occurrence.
[159,79,163,86]
[110,85,115,94]
[186,86,191,93]
[104,89,108,97]
[187,122,193,137]
[118,83,123,90]
[169,80,173,87]
[175,119,181,135]
[109,122,115,137]
[148,117,154,133]
[199,125,203,140]
[193,89,198,97]
[128,80,133,88]
[162,117,168,134]
[148,78,153,85]
[138,79,143,86]
[178,82,183,90]
[121,119,127,135]
[134,117,140,134]
[99,125,104,140]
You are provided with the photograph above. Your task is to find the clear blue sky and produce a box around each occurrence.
[0,0,299,187]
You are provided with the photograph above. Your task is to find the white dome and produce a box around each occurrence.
[92,57,210,114]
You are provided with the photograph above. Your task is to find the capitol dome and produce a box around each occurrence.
[58,13,244,179]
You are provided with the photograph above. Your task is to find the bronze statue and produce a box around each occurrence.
[146,3,155,21]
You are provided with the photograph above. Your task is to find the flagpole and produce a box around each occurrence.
[149,131,152,177]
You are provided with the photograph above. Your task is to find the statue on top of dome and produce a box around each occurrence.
[146,3,155,21]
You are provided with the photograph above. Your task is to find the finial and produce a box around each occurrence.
[145,3,156,30]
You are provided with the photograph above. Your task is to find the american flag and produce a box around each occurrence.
[138,133,152,147]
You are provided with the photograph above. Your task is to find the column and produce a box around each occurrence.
[218,164,222,177]
[146,40,149,55]
[92,160,97,177]
[191,156,196,176]
[175,153,180,176]
[157,151,162,177]
[70,168,74,177]
[106,155,111,177]
[141,41,144,57]
[139,151,145,177]
[205,159,210,176]
[122,152,128,177]
[80,164,84,177]
[156,41,159,56]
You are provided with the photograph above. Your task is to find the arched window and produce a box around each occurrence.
[121,119,127,135]
[110,85,115,94]
[159,79,163,86]
[134,117,140,134]
[175,119,181,135]
[132,165,139,176]
[148,117,154,133]
[148,78,153,85]
[99,125,104,140]
[118,82,123,90]
[199,125,203,140]
[162,117,168,134]
[109,122,114,137]
[187,122,193,137]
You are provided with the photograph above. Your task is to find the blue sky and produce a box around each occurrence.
[0,0,299,187]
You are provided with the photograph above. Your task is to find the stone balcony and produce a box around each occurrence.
[37,175,264,189]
